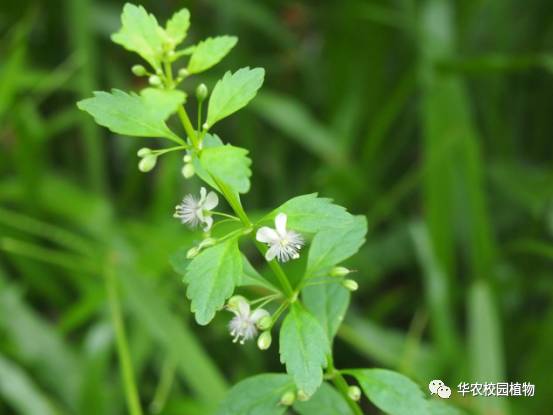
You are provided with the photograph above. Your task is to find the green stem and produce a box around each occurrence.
[105,263,144,415]
[177,106,199,149]
[327,356,363,415]
[149,358,176,415]
[210,211,240,221]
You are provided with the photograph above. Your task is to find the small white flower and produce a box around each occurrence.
[256,213,304,262]
[174,187,218,231]
[227,298,269,345]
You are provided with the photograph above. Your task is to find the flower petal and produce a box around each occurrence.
[238,299,250,317]
[251,308,269,322]
[275,213,287,237]
[265,244,279,261]
[203,191,219,210]
[256,227,279,244]
[202,216,213,232]
[199,187,207,203]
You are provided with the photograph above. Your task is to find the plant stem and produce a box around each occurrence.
[105,263,144,415]
[327,356,363,415]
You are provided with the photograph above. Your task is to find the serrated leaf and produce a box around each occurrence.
[184,238,242,325]
[306,215,367,277]
[165,8,190,46]
[345,369,428,415]
[263,194,354,234]
[216,373,293,415]
[188,36,238,74]
[200,145,252,194]
[294,382,353,415]
[302,283,350,342]
[111,4,164,70]
[77,89,184,142]
[279,303,329,397]
[192,133,224,190]
[206,67,265,127]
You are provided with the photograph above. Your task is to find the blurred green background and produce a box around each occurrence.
[1,0,552,414]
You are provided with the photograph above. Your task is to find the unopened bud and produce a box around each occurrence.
[342,279,359,292]
[183,154,192,163]
[256,315,272,331]
[137,147,151,157]
[186,246,199,259]
[181,163,195,178]
[196,83,208,102]
[167,50,176,58]
[257,331,272,350]
[202,122,209,131]
[131,64,147,76]
[348,385,361,401]
[138,155,157,172]
[279,390,295,406]
[297,390,309,401]
[148,75,162,86]
[330,266,351,278]
[198,238,216,249]
[178,68,189,78]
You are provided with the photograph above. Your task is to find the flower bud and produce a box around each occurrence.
[183,154,192,163]
[342,279,359,292]
[226,295,248,311]
[348,385,361,401]
[279,390,295,406]
[138,155,157,172]
[202,122,209,131]
[196,83,208,102]
[330,266,351,277]
[131,64,147,76]
[181,163,195,178]
[148,75,162,86]
[198,238,216,250]
[178,68,189,78]
[186,246,199,259]
[297,390,309,401]
[257,331,272,350]
[137,147,151,157]
[256,315,272,331]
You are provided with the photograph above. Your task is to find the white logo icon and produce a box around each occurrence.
[429,379,451,399]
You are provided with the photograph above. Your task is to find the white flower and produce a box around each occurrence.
[256,213,304,262]
[174,187,218,231]
[227,298,269,345]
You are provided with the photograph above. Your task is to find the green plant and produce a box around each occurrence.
[77,4,464,414]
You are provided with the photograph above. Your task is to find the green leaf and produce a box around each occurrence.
[240,255,278,292]
[302,283,350,342]
[206,67,265,127]
[200,145,252,194]
[111,4,164,70]
[184,238,242,325]
[188,36,238,74]
[263,194,353,234]
[77,89,184,142]
[428,400,466,415]
[345,369,428,415]
[216,373,293,415]
[279,303,329,397]
[306,215,367,276]
[165,8,190,46]
[192,133,224,189]
[294,382,353,415]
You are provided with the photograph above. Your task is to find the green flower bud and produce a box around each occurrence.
[138,155,157,172]
[348,385,361,401]
[198,238,216,249]
[297,390,309,401]
[226,295,248,311]
[196,83,208,102]
[181,163,195,178]
[168,50,176,59]
[257,331,272,350]
[342,279,359,292]
[137,147,151,157]
[186,246,199,259]
[183,154,192,163]
[279,390,295,406]
[131,64,147,76]
[148,75,162,86]
[256,315,272,331]
[330,266,351,277]
[178,68,189,78]
[202,122,209,131]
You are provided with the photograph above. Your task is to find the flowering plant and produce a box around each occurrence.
[78,4,460,414]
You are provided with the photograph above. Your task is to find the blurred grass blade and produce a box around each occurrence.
[0,353,61,415]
